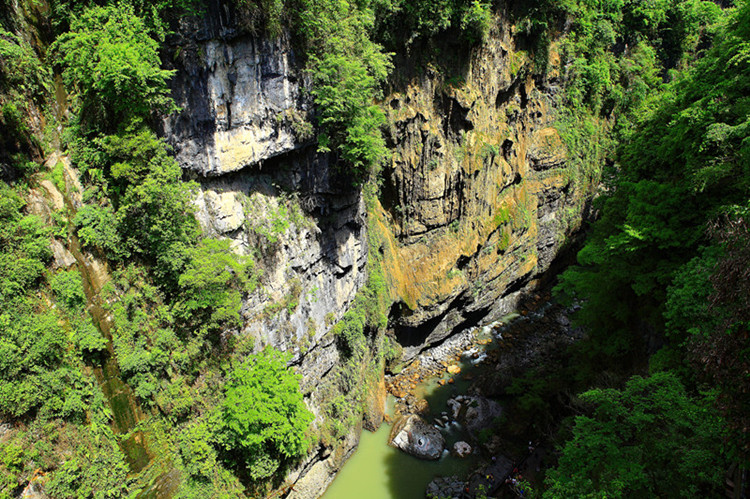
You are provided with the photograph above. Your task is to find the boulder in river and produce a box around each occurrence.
[388,414,445,460]
[426,476,466,499]
[453,441,472,457]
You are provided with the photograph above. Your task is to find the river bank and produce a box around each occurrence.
[323,292,582,498]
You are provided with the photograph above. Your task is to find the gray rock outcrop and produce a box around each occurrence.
[426,476,466,499]
[164,9,312,176]
[388,414,445,460]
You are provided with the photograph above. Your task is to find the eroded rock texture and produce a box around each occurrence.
[164,1,312,176]
[374,21,592,360]
[161,5,594,496]
[389,414,446,460]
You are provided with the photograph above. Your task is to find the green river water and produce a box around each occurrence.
[322,423,479,499]
[324,343,495,497]
[323,312,533,499]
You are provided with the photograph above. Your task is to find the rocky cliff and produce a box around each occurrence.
[374,20,591,361]
[161,7,592,497]
[163,9,372,495]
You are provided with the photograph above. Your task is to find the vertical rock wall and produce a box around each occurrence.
[162,7,595,497]
[163,8,371,496]
[374,19,592,361]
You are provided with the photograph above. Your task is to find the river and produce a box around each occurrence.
[322,422,479,499]
[323,320,508,499]
[322,302,568,499]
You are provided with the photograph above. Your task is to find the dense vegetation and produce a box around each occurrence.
[541,0,750,496]
[1,0,304,496]
[0,0,747,496]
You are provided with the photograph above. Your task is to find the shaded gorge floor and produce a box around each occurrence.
[322,423,480,499]
[323,296,579,498]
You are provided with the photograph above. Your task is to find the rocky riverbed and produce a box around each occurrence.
[380,292,583,498]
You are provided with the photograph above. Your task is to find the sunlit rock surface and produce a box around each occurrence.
[388,414,445,460]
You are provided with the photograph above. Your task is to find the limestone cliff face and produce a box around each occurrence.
[165,6,367,366]
[164,10,370,496]
[163,8,592,497]
[375,20,589,360]
[163,1,313,176]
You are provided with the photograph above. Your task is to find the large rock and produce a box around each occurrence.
[388,414,445,460]
[164,18,311,176]
[426,476,466,499]
[453,441,472,458]
[461,396,503,435]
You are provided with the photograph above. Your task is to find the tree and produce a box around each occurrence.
[52,3,176,132]
[175,238,256,332]
[298,0,392,180]
[668,211,750,463]
[555,0,745,378]
[221,347,313,480]
[544,372,725,498]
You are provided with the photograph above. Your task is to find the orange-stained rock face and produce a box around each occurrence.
[374,28,597,360]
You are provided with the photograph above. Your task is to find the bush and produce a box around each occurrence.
[299,0,392,180]
[220,347,313,479]
[460,0,492,44]
[73,203,125,259]
[48,269,86,312]
[0,28,50,102]
[179,421,218,479]
[175,238,256,332]
[52,3,176,132]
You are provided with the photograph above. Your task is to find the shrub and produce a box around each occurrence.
[174,238,256,332]
[52,3,176,132]
[220,347,313,480]
[73,203,124,259]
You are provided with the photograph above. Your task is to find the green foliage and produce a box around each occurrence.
[0,186,50,301]
[72,203,124,259]
[0,28,50,102]
[299,0,392,180]
[380,334,402,369]
[664,247,720,343]
[70,127,201,287]
[333,252,388,358]
[544,372,725,498]
[220,347,313,479]
[52,3,176,132]
[174,238,256,332]
[376,0,492,45]
[0,185,95,420]
[515,0,720,152]
[108,267,177,402]
[106,255,250,407]
[48,269,86,311]
[556,1,748,378]
[101,130,200,287]
[45,394,131,498]
[459,0,492,44]
[179,420,219,479]
[506,367,568,434]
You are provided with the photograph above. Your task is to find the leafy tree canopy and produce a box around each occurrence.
[545,372,726,498]
[52,3,176,133]
[221,347,313,480]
